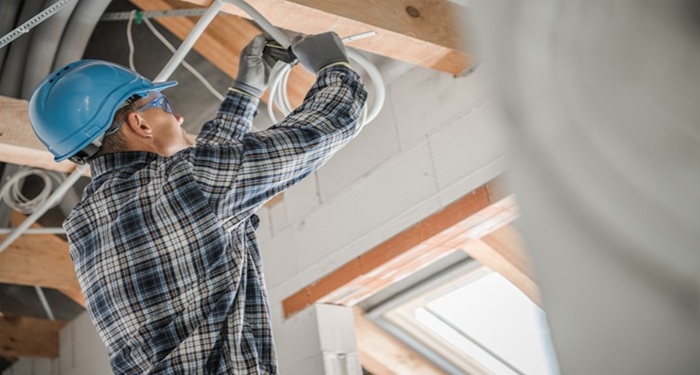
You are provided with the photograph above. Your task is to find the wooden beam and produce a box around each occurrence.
[283,187,494,316]
[281,178,539,316]
[130,0,315,108]
[0,96,84,174]
[0,316,67,358]
[461,225,542,307]
[354,307,444,375]
[181,0,473,75]
[0,213,85,308]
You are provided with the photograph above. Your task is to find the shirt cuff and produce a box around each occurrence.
[318,62,353,73]
[227,86,261,100]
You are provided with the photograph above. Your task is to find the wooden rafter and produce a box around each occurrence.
[0,96,83,174]
[0,214,85,308]
[0,316,67,358]
[282,182,534,316]
[461,239,541,308]
[479,223,541,305]
[181,0,473,75]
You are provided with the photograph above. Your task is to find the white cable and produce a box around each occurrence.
[0,167,66,215]
[127,10,136,70]
[0,164,88,255]
[265,46,384,126]
[142,16,224,102]
[218,0,385,127]
[223,0,289,48]
[35,286,55,320]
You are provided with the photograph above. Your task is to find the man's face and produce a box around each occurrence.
[133,91,193,156]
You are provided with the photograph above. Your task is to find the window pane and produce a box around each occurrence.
[425,272,558,375]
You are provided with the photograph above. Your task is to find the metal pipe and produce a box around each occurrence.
[0,164,88,254]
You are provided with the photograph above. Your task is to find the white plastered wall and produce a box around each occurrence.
[4,61,515,374]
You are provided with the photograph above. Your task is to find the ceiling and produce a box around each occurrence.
[0,0,471,369]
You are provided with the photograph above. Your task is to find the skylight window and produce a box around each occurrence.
[368,262,559,374]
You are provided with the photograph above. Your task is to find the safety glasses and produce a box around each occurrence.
[105,93,174,136]
[134,95,174,114]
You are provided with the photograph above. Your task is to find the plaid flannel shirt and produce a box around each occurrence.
[64,66,367,374]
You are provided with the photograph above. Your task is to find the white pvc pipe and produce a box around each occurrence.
[0,227,65,235]
[223,0,291,48]
[35,285,55,320]
[154,0,224,82]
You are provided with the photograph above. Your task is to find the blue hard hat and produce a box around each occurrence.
[28,59,177,162]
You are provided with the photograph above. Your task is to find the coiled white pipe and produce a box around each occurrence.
[0,164,88,254]
[222,0,385,126]
[0,167,66,215]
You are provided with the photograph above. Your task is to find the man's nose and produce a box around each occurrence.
[175,114,184,125]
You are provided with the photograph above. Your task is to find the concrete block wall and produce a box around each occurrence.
[4,62,514,375]
[262,63,515,373]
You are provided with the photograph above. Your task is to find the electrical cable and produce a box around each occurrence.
[127,10,137,71]
[141,15,225,103]
[265,45,383,126]
[0,167,66,215]
[218,0,386,126]
[123,8,232,103]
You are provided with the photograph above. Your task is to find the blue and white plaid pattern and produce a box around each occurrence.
[64,66,367,374]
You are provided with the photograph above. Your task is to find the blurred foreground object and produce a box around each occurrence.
[472,1,700,374]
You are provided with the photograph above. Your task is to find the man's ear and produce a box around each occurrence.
[125,112,153,138]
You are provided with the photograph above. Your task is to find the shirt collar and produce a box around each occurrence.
[89,151,159,178]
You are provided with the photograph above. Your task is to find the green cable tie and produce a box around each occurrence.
[135,10,143,25]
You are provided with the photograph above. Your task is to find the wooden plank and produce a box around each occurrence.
[462,236,542,307]
[0,316,67,358]
[0,213,85,308]
[130,0,314,108]
[354,307,445,375]
[282,187,539,317]
[181,0,473,75]
[289,0,467,51]
[284,188,493,316]
[0,96,84,174]
[481,224,535,281]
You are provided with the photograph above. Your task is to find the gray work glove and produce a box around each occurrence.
[290,32,349,74]
[230,34,275,98]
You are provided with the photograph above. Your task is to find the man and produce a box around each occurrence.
[28,32,367,374]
